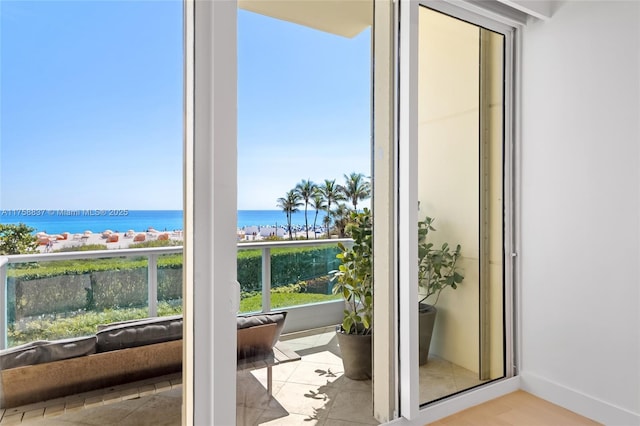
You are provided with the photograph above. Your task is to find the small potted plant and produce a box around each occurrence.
[418,216,464,365]
[331,208,372,380]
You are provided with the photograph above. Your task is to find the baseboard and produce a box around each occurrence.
[520,371,640,426]
[385,376,521,425]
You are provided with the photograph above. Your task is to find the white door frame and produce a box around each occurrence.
[372,0,399,422]
[184,0,526,424]
[395,0,519,422]
[185,0,238,425]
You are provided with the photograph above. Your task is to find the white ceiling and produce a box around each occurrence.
[238,0,373,38]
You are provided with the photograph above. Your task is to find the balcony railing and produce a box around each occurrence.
[0,238,351,349]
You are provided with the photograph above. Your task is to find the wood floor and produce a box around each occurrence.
[427,391,602,426]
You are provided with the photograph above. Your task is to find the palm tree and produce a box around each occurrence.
[332,203,352,238]
[322,214,332,238]
[342,172,371,211]
[309,193,326,238]
[295,179,317,239]
[276,190,302,240]
[317,179,345,238]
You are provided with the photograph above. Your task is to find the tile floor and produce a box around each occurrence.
[1,374,183,425]
[419,354,487,404]
[3,326,483,425]
[237,326,378,425]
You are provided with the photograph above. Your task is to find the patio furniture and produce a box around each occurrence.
[236,312,301,397]
[0,312,298,408]
[0,315,182,408]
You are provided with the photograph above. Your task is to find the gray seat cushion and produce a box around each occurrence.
[236,312,287,358]
[96,315,181,331]
[96,315,183,353]
[0,336,97,370]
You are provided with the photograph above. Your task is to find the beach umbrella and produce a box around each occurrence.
[84,230,92,235]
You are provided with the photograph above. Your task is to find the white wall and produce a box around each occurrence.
[417,7,480,373]
[520,1,640,424]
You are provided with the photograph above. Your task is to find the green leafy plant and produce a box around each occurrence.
[331,208,372,335]
[0,223,38,254]
[418,216,465,305]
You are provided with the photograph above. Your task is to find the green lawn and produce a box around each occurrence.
[8,302,182,346]
[239,292,341,313]
[7,292,341,346]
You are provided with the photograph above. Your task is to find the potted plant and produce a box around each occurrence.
[418,216,464,365]
[331,208,372,380]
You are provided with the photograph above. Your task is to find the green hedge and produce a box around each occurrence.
[6,245,340,321]
[237,246,340,292]
[8,254,182,279]
[7,255,183,321]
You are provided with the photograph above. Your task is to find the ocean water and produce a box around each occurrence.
[238,210,328,230]
[0,209,328,235]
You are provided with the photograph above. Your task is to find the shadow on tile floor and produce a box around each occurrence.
[237,327,378,426]
[11,327,485,426]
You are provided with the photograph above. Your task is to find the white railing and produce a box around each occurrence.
[0,256,7,351]
[1,246,182,350]
[0,239,351,349]
[237,238,352,313]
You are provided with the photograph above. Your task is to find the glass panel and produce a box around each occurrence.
[237,10,371,314]
[7,253,182,346]
[158,252,184,313]
[236,4,374,424]
[236,243,343,314]
[417,6,505,405]
[237,247,264,313]
[269,244,342,309]
[0,0,184,412]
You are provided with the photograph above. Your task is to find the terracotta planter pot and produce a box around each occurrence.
[419,303,437,365]
[336,328,372,380]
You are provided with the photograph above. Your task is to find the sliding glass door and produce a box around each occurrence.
[190,0,517,423]
[417,5,506,405]
[398,0,515,417]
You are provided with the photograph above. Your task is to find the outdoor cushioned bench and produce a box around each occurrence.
[0,312,299,408]
[236,311,300,397]
[0,315,183,408]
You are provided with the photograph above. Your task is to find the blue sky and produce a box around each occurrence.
[1,1,371,210]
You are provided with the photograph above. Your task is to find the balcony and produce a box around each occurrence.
[0,239,354,347]
[0,238,490,424]
[0,239,381,425]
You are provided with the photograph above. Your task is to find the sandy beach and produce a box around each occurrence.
[37,229,184,252]
[38,227,324,252]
